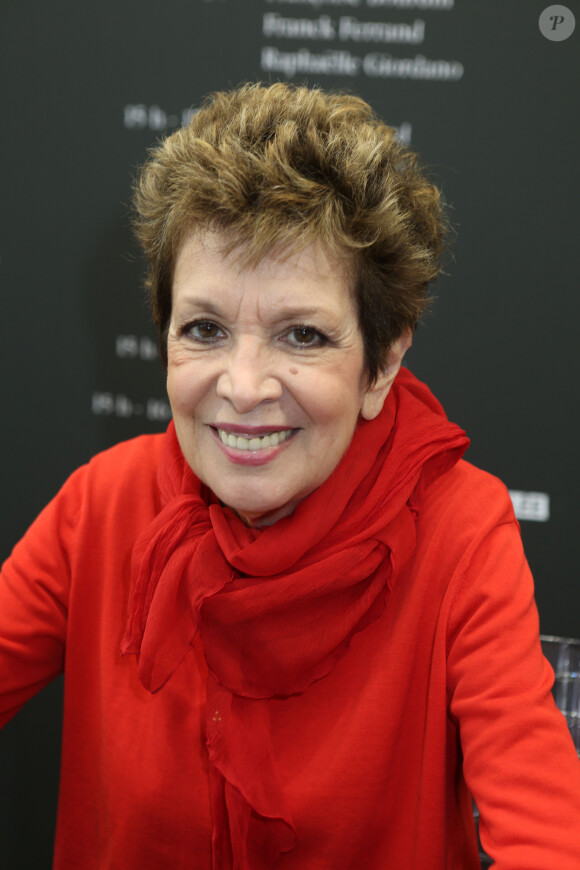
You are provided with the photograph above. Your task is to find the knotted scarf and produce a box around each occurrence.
[121,368,469,869]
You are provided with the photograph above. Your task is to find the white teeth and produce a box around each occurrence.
[217,428,293,450]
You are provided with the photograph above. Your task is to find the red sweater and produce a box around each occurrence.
[1,433,579,869]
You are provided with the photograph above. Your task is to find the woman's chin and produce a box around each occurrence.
[225,499,297,528]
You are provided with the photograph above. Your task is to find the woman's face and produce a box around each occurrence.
[167,230,408,526]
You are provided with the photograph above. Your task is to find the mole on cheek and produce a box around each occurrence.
[289,367,299,375]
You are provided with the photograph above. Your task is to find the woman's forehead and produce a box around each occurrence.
[176,224,354,274]
[174,228,353,289]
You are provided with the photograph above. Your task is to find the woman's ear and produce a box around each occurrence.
[360,328,412,421]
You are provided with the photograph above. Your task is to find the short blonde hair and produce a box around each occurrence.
[133,82,447,380]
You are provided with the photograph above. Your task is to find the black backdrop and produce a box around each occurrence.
[1,1,579,864]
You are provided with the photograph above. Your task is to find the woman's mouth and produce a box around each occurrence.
[210,426,298,465]
[216,428,295,451]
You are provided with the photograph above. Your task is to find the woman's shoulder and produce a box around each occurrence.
[424,458,515,524]
[408,461,526,629]
[48,433,167,526]
[1,433,167,605]
[85,432,166,477]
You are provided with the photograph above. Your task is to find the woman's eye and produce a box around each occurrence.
[286,326,327,347]
[185,321,225,342]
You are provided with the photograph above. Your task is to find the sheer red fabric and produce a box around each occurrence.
[121,368,469,869]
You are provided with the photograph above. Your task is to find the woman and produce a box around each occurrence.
[1,83,579,869]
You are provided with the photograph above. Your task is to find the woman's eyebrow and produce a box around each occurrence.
[174,296,336,323]
[172,296,223,316]
[267,305,333,322]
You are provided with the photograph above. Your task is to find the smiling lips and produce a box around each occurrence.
[216,428,295,451]
[211,425,297,466]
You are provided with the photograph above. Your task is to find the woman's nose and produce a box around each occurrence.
[215,339,283,413]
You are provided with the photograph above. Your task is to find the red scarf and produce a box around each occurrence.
[121,368,469,869]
